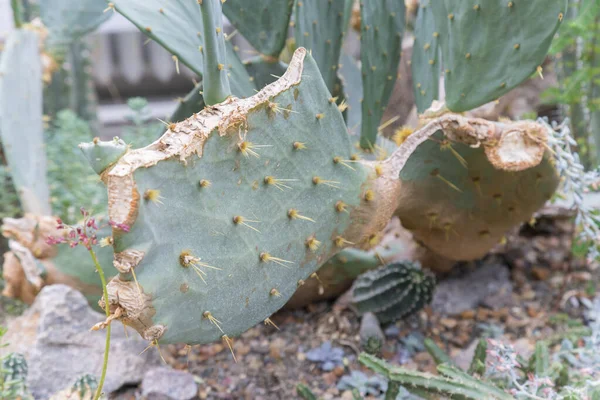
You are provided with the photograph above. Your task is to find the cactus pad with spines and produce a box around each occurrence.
[431,0,568,112]
[411,0,440,113]
[352,262,435,324]
[393,107,561,261]
[108,0,255,98]
[79,138,128,175]
[359,0,405,149]
[95,48,389,345]
[222,0,294,57]
[0,29,52,216]
[40,0,110,52]
[293,0,347,95]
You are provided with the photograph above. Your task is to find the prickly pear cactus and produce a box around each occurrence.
[430,0,568,112]
[394,105,561,261]
[352,262,435,324]
[293,0,347,95]
[359,0,405,148]
[411,0,440,113]
[244,57,288,92]
[222,0,294,57]
[40,0,110,53]
[108,0,255,98]
[0,28,52,216]
[90,48,395,345]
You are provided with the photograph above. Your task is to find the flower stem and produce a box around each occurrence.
[90,248,111,400]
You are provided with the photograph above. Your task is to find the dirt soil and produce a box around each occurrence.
[112,213,597,400]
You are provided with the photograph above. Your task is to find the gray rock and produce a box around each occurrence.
[431,262,513,315]
[141,367,198,400]
[0,284,160,398]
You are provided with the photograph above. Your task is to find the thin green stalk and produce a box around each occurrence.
[199,0,231,105]
[384,381,400,400]
[89,249,111,400]
[11,0,22,28]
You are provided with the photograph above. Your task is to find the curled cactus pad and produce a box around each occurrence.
[92,48,559,346]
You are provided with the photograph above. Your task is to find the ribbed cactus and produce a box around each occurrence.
[0,353,32,399]
[352,262,435,324]
[49,374,98,400]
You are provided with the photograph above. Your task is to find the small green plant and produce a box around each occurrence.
[358,299,600,399]
[0,327,33,400]
[352,262,435,324]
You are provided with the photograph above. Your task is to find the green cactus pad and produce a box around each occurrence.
[0,29,52,216]
[40,0,110,51]
[293,0,347,94]
[393,111,560,261]
[222,0,294,57]
[359,0,405,149]
[79,138,128,175]
[109,0,255,98]
[339,52,363,135]
[99,48,385,345]
[352,262,435,324]
[411,0,440,113]
[244,57,288,91]
[431,0,567,112]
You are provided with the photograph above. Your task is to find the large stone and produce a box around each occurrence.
[141,367,198,400]
[431,261,513,316]
[0,284,160,399]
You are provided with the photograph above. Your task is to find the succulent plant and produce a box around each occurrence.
[1,0,576,346]
[0,353,32,400]
[360,312,385,356]
[352,262,435,324]
[74,0,571,347]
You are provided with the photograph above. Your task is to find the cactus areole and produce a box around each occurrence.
[88,48,559,345]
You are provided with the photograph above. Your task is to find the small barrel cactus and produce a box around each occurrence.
[352,262,436,324]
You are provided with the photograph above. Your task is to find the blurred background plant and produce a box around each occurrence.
[545,0,600,168]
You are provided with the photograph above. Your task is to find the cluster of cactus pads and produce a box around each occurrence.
[70,0,570,347]
[0,0,573,348]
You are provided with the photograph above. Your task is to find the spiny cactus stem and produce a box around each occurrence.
[11,0,22,28]
[199,0,232,105]
[89,248,111,400]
